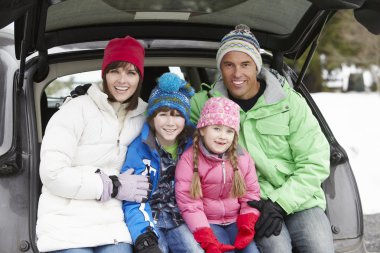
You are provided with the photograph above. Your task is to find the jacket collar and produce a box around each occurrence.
[211,68,287,105]
[87,84,147,118]
[199,139,226,162]
[199,138,245,162]
[140,122,192,157]
[141,123,159,151]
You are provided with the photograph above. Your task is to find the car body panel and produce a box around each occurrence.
[1,0,379,60]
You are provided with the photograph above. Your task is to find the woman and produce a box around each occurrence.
[36,36,150,253]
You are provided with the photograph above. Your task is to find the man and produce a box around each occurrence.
[190,24,334,253]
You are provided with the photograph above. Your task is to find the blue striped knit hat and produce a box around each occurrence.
[216,24,262,73]
[148,72,195,125]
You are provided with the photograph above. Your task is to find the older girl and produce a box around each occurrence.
[122,73,202,253]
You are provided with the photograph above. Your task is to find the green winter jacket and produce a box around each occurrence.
[190,68,330,215]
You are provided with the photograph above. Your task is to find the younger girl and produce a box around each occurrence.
[175,97,261,253]
[121,73,203,253]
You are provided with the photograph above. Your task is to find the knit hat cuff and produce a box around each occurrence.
[216,40,262,73]
[196,97,240,133]
[147,72,194,125]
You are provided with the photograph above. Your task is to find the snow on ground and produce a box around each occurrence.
[312,92,380,215]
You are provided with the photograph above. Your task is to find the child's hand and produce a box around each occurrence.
[134,227,162,253]
[234,212,259,249]
[193,227,235,253]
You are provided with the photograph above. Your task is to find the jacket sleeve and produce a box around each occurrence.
[238,152,261,216]
[123,201,156,242]
[267,89,330,214]
[190,91,208,125]
[120,136,144,174]
[39,99,103,200]
[121,141,157,242]
[175,149,210,232]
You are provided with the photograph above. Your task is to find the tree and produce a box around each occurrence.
[319,10,380,69]
[290,10,380,92]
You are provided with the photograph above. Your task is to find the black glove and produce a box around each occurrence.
[247,199,286,238]
[70,83,92,98]
[134,227,163,253]
[63,83,92,104]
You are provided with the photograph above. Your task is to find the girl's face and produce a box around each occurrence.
[153,110,185,147]
[199,125,235,154]
[105,64,140,103]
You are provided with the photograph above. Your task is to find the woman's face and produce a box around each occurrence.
[105,64,140,103]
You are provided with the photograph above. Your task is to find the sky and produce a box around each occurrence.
[312,92,380,215]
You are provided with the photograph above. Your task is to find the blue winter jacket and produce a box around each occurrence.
[121,122,192,242]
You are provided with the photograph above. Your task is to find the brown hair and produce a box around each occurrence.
[147,107,193,146]
[190,129,246,199]
[102,61,142,111]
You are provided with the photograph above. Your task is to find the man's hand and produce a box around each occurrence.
[247,200,286,238]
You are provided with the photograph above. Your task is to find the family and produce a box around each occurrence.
[36,24,334,253]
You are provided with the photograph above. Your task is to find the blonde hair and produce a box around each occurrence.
[190,129,247,199]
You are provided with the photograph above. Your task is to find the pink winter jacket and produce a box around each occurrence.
[175,144,261,232]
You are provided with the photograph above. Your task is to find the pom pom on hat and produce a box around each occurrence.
[101,36,145,78]
[148,72,195,125]
[216,24,262,73]
[197,97,240,133]
[158,72,187,92]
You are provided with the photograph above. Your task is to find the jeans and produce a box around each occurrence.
[256,207,334,253]
[155,212,203,253]
[210,222,260,253]
[49,243,133,253]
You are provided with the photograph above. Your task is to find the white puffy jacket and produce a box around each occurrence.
[36,85,147,252]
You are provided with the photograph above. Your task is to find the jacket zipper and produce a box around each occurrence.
[222,161,226,184]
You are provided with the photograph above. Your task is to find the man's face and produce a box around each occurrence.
[220,51,260,100]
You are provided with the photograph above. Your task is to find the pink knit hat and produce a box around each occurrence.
[197,97,240,133]
[101,36,145,78]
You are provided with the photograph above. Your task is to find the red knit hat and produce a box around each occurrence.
[101,36,145,78]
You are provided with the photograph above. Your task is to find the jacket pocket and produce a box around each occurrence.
[255,116,290,158]
[256,121,289,135]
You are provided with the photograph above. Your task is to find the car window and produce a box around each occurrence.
[45,70,102,108]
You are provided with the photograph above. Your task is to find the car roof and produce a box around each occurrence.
[0,0,379,60]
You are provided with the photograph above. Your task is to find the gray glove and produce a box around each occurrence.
[97,169,151,202]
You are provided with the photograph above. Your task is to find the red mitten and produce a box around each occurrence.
[234,212,259,249]
[193,227,235,253]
